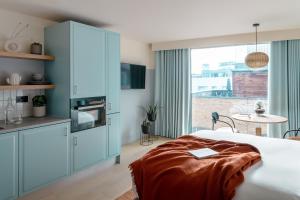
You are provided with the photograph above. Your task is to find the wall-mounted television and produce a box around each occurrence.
[121,63,146,89]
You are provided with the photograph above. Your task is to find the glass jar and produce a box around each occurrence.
[5,97,16,124]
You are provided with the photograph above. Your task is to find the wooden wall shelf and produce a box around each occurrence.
[0,85,56,90]
[0,51,55,61]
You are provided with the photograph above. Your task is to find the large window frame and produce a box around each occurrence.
[191,43,270,133]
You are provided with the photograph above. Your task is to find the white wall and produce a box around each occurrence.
[0,8,54,53]
[120,37,155,144]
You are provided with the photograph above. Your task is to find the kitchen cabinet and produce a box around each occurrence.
[19,123,70,195]
[71,126,107,172]
[107,113,121,158]
[45,21,121,170]
[106,31,120,114]
[72,22,106,98]
[0,132,18,200]
[45,21,106,115]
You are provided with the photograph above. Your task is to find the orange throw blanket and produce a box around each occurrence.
[130,135,261,200]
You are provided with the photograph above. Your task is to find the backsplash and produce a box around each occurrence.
[0,90,43,120]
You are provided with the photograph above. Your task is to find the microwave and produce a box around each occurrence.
[70,96,106,133]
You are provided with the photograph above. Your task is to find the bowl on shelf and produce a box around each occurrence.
[32,73,43,81]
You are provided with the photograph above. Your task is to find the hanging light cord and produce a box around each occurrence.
[253,23,259,52]
[255,25,257,52]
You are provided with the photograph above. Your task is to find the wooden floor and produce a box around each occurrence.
[18,137,171,200]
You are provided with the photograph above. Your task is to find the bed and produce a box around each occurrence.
[192,130,300,200]
[131,130,300,200]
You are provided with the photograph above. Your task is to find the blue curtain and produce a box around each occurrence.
[155,49,191,138]
[269,40,300,137]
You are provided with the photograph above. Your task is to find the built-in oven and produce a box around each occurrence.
[70,96,106,133]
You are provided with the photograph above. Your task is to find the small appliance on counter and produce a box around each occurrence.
[70,96,106,132]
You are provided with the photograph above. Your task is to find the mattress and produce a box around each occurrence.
[192,131,300,200]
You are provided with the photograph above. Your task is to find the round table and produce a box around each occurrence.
[231,114,288,136]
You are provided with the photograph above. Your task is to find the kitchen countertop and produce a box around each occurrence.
[0,116,71,135]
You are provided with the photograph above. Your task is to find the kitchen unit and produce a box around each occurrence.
[0,118,70,200]
[105,30,121,160]
[45,21,121,172]
[19,123,70,195]
[71,126,107,172]
[0,132,18,200]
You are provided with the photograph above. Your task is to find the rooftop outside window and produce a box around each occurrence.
[191,44,270,134]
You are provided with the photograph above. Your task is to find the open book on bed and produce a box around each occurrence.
[188,148,218,159]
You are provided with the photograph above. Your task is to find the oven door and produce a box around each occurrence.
[71,104,106,132]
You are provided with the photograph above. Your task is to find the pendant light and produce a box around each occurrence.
[245,23,269,68]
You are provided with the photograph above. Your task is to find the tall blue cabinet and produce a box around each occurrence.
[106,31,120,114]
[45,21,107,117]
[105,31,121,160]
[72,23,106,98]
[45,21,121,172]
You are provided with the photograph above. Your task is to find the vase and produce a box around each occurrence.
[30,42,42,55]
[141,125,150,134]
[147,113,157,122]
[32,106,46,117]
[255,108,265,116]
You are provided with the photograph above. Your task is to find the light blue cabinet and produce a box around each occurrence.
[72,22,106,98]
[0,132,18,200]
[107,113,121,157]
[72,126,107,172]
[45,21,121,171]
[19,123,70,195]
[106,31,120,114]
[45,21,106,105]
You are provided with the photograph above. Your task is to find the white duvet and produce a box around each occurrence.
[192,131,300,200]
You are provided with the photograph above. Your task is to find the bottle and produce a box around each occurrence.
[5,96,16,124]
[14,107,23,124]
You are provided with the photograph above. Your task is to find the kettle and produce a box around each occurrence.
[6,73,22,85]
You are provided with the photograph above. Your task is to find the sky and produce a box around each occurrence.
[191,44,270,74]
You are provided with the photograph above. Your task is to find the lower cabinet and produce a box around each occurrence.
[107,113,121,157]
[19,123,70,195]
[0,119,120,198]
[0,132,18,200]
[71,126,107,172]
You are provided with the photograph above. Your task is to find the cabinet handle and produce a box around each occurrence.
[107,118,111,126]
[108,103,112,110]
[73,137,78,146]
[64,127,68,136]
[73,85,78,95]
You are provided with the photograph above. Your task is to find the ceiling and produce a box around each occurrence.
[0,0,300,43]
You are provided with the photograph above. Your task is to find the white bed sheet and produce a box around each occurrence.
[192,130,300,200]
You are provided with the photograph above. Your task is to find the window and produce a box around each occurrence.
[191,44,270,134]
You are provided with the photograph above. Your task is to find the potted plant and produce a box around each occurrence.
[141,119,151,134]
[255,101,265,116]
[32,95,47,117]
[147,104,158,122]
